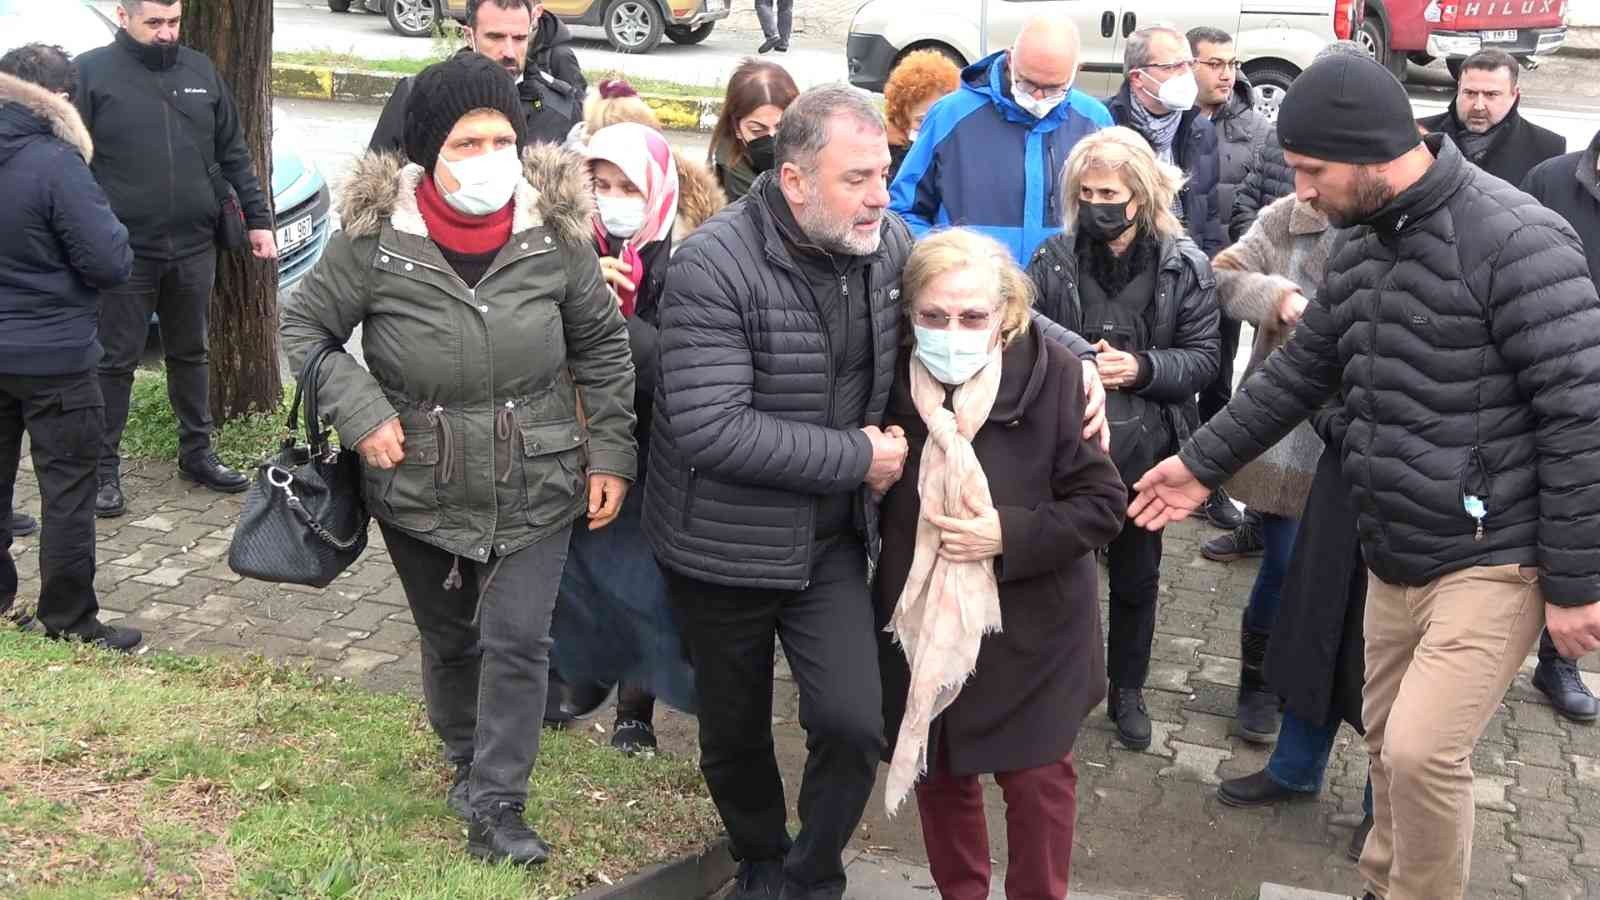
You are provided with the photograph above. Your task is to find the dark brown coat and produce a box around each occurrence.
[876,328,1127,776]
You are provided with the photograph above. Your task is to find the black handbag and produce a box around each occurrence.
[228,344,369,587]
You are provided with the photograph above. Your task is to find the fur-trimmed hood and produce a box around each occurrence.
[337,143,594,246]
[671,149,725,243]
[0,72,93,163]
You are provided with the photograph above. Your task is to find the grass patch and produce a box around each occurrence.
[121,370,293,472]
[0,630,720,898]
[273,51,721,98]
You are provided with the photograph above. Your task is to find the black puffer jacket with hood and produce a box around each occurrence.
[1230,125,1293,241]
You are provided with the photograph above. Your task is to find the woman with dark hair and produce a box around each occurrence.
[281,53,636,867]
[707,59,798,201]
[883,49,961,181]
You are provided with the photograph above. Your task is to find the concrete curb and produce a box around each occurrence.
[271,63,725,132]
[570,837,737,900]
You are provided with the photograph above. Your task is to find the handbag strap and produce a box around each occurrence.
[285,343,345,454]
[138,71,222,177]
[264,465,363,550]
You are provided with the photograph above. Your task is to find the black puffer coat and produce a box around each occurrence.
[1229,126,1293,241]
[1212,77,1270,241]
[1183,136,1600,606]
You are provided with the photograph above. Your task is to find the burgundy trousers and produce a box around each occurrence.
[914,753,1079,900]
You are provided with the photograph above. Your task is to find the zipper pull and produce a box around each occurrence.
[1464,494,1486,542]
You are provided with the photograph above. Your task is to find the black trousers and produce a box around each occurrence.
[97,249,218,478]
[667,538,883,900]
[0,372,103,635]
[1106,519,1165,689]
[1198,314,1242,424]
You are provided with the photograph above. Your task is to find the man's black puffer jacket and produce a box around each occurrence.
[1230,126,1294,241]
[1183,136,1600,606]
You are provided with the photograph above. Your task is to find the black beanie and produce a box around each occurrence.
[1277,54,1419,165]
[403,53,527,171]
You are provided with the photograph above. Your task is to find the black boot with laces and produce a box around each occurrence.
[467,802,552,866]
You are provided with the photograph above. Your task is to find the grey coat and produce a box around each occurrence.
[1210,196,1335,517]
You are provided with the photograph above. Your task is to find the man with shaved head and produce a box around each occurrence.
[891,16,1112,265]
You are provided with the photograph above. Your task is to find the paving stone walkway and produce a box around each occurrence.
[9,455,1598,898]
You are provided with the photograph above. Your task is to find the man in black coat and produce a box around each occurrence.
[76,0,277,517]
[0,46,137,650]
[1130,56,1600,900]
[368,0,586,153]
[1417,48,1564,187]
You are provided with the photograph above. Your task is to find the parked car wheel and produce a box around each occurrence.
[328,0,352,10]
[665,22,715,45]
[1357,14,1406,81]
[1244,61,1296,123]
[604,0,664,54]
[387,0,438,38]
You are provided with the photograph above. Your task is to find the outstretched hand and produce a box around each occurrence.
[1127,455,1209,530]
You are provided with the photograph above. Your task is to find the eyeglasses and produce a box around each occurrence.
[1013,75,1070,100]
[1196,57,1241,73]
[1141,58,1195,74]
[914,310,995,330]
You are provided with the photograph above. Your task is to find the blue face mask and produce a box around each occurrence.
[914,324,996,385]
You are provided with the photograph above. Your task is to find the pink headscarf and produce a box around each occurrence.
[586,122,680,249]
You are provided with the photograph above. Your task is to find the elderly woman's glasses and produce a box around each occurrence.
[915,310,994,331]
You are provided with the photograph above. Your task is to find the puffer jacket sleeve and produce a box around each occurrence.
[561,239,639,482]
[1024,236,1096,359]
[1134,247,1221,403]
[280,233,397,446]
[655,252,873,494]
[1486,217,1600,606]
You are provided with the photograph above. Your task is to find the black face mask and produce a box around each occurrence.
[1077,201,1134,243]
[745,134,776,174]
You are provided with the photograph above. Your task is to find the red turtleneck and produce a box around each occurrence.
[415,173,514,256]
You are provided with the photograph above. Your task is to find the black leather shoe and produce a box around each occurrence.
[758,36,780,53]
[1533,657,1599,723]
[467,802,551,866]
[8,512,37,537]
[179,451,249,493]
[1200,488,1245,530]
[611,718,658,755]
[1202,516,1264,561]
[51,621,143,653]
[1216,769,1312,808]
[1108,687,1152,750]
[729,858,784,900]
[96,477,126,518]
[447,763,472,819]
[1347,813,1374,862]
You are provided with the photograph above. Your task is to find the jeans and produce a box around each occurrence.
[666,538,883,900]
[1106,519,1165,688]
[0,372,104,635]
[381,521,571,815]
[1243,513,1299,634]
[97,249,218,478]
[754,0,793,41]
[1267,709,1374,816]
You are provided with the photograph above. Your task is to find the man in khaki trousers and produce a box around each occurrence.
[1126,54,1600,900]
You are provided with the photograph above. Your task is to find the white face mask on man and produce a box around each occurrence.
[1011,73,1070,120]
[1141,70,1199,112]
[434,146,522,217]
[596,194,647,239]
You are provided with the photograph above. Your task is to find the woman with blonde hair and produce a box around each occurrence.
[1026,125,1220,753]
[883,49,961,180]
[876,227,1126,900]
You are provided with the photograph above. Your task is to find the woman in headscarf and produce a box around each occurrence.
[876,228,1125,900]
[883,49,961,181]
[280,53,637,867]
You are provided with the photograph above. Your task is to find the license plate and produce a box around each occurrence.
[705,0,725,11]
[276,215,314,250]
[1483,29,1518,43]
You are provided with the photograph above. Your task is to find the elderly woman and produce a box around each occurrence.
[877,228,1126,900]
[1026,126,1220,753]
[883,49,961,181]
[280,54,636,867]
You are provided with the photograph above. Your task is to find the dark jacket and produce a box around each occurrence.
[877,327,1127,776]
[1106,82,1226,256]
[1182,136,1600,607]
[1521,128,1600,286]
[0,74,132,377]
[1418,100,1565,188]
[1230,126,1292,241]
[1026,229,1222,467]
[1211,77,1270,243]
[74,30,271,261]
[369,16,587,154]
[617,234,670,475]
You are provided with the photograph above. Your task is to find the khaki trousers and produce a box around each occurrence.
[1360,565,1546,899]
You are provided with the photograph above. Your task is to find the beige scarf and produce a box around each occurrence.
[885,346,1006,815]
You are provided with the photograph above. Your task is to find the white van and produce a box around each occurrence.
[846,0,1362,117]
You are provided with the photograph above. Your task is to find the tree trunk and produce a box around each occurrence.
[183,0,282,421]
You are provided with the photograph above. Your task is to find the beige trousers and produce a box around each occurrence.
[1360,564,1546,900]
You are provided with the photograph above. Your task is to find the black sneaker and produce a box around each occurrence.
[96,476,126,518]
[447,763,472,819]
[51,621,143,653]
[1533,656,1600,723]
[8,512,38,538]
[1347,813,1374,862]
[467,802,551,866]
[611,719,658,755]
[1201,517,1265,562]
[1216,769,1311,808]
[758,36,780,53]
[1200,489,1245,530]
[1108,687,1152,750]
[729,858,785,900]
[178,451,249,494]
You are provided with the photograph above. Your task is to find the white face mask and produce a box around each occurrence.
[907,128,920,143]
[435,146,522,217]
[1144,70,1199,112]
[595,194,647,239]
[914,324,996,385]
[1012,74,1068,120]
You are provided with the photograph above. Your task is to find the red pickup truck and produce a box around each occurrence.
[1361,0,1568,79]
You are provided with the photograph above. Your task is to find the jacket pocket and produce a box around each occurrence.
[519,417,587,528]
[47,379,106,461]
[369,424,440,533]
[680,467,699,531]
[1458,446,1493,540]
